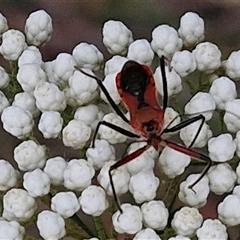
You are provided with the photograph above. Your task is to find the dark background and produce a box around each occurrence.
[0,1,240,239]
[1,1,240,63]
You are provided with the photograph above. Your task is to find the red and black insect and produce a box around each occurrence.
[79,56,212,213]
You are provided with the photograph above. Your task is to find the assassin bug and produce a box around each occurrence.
[79,56,212,213]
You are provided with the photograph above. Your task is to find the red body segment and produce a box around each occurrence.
[116,64,164,148]
[78,58,212,214]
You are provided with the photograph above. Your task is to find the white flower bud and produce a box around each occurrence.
[178,174,209,208]
[74,104,104,130]
[171,207,203,237]
[112,203,142,234]
[159,146,190,178]
[184,92,215,121]
[37,210,65,240]
[133,228,161,240]
[207,163,237,195]
[3,189,37,222]
[63,159,95,191]
[97,160,130,196]
[12,92,40,118]
[233,185,240,197]
[171,50,196,77]
[180,121,212,148]
[17,63,46,92]
[127,39,154,65]
[196,219,228,240]
[79,185,109,216]
[209,76,237,110]
[103,20,133,55]
[100,73,121,104]
[0,159,19,191]
[73,42,104,71]
[151,24,183,58]
[225,50,240,80]
[25,10,53,46]
[126,142,157,176]
[51,53,76,86]
[0,90,9,113]
[23,168,50,197]
[1,106,34,139]
[0,29,26,61]
[38,111,63,138]
[51,192,80,218]
[224,99,240,133]
[14,140,46,171]
[34,81,66,112]
[141,200,168,230]
[178,12,204,47]
[129,170,159,204]
[0,65,10,88]
[104,55,128,75]
[154,66,182,97]
[86,139,116,170]
[62,119,91,149]
[218,194,240,227]
[0,220,25,240]
[193,42,221,73]
[69,69,98,106]
[208,134,236,162]
[0,12,8,35]
[98,113,131,144]
[18,46,43,68]
[168,236,191,240]
[44,156,67,186]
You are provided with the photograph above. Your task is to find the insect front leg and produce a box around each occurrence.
[162,114,205,148]
[77,68,129,123]
[159,56,168,111]
[91,120,140,147]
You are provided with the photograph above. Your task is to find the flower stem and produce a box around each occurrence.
[162,175,182,209]
[93,216,108,240]
[70,213,95,238]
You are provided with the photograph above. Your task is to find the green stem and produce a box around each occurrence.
[107,200,117,239]
[218,110,228,133]
[159,226,176,239]
[93,216,107,240]
[162,175,182,210]
[7,61,22,99]
[170,95,182,115]
[70,214,95,238]
[184,76,196,96]
[228,155,239,170]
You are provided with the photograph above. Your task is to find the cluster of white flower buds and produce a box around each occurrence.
[0,9,240,240]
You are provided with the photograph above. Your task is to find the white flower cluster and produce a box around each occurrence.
[0,9,240,240]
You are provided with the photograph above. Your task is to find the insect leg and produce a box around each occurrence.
[109,144,150,213]
[162,114,205,148]
[160,56,168,111]
[77,67,129,123]
[161,139,212,190]
[91,120,140,147]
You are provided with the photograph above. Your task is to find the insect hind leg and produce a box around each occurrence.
[161,139,212,190]
[109,144,151,213]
